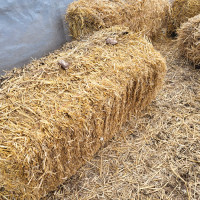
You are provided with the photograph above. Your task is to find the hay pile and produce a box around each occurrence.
[177,14,200,66]
[0,26,166,199]
[66,0,170,39]
[167,0,200,36]
[45,38,200,200]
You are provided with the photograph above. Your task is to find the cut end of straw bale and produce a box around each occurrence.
[177,14,200,66]
[167,0,200,36]
[0,26,166,199]
[66,0,170,40]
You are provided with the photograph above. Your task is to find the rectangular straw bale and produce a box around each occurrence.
[0,26,166,199]
[66,0,170,39]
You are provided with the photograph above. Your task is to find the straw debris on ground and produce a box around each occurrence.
[0,26,166,199]
[66,0,170,39]
[177,14,200,67]
[167,0,200,36]
[43,39,200,200]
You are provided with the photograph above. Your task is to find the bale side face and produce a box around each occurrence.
[177,14,200,66]
[66,0,170,39]
[0,26,166,199]
[167,0,200,36]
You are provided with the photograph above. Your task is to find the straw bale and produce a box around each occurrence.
[177,14,200,66]
[167,0,200,36]
[0,26,166,199]
[66,0,170,39]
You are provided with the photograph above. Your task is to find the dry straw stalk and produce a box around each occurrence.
[167,0,200,36]
[177,14,200,66]
[66,0,170,39]
[0,26,166,199]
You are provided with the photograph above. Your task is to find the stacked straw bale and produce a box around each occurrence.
[167,0,200,36]
[66,0,170,39]
[0,26,166,199]
[177,14,200,66]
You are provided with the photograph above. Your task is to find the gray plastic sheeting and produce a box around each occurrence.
[0,0,74,75]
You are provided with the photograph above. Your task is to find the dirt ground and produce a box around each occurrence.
[45,39,200,200]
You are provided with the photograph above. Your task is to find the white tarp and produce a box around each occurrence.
[0,0,73,75]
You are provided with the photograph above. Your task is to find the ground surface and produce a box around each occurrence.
[45,39,200,200]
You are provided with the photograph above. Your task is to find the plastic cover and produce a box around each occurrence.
[0,0,73,75]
